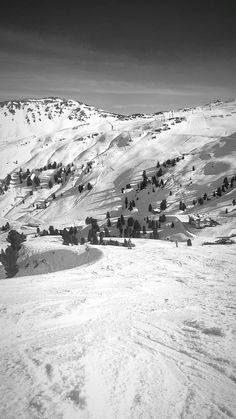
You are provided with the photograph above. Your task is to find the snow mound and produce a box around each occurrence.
[1,236,103,279]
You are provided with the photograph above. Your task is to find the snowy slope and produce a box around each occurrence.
[0,98,236,243]
[0,239,235,419]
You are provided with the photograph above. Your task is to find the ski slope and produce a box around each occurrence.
[0,238,235,419]
[0,99,236,238]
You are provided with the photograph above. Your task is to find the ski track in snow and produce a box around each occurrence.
[0,240,236,419]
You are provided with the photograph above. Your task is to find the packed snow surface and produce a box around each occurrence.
[0,239,235,419]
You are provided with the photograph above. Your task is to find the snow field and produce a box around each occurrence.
[0,239,235,418]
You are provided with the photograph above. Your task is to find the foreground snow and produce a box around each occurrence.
[0,239,235,419]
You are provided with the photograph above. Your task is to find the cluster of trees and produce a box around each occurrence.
[124,197,136,211]
[84,161,93,175]
[148,198,167,213]
[107,213,163,239]
[37,225,79,245]
[138,156,183,192]
[194,176,236,207]
[78,182,93,193]
[0,230,26,277]
[140,169,164,190]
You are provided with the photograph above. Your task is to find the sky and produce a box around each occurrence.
[0,0,236,114]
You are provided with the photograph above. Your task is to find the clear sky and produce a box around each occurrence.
[0,0,235,114]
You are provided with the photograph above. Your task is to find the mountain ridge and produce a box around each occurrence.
[0,97,235,244]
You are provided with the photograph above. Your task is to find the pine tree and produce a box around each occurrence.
[49,225,55,235]
[120,214,125,225]
[217,187,222,197]
[7,230,26,250]
[160,199,167,210]
[1,247,18,278]
[127,217,134,227]
[157,168,163,177]
[27,176,32,187]
[223,177,229,188]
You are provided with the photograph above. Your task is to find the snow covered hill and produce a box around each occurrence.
[0,237,236,418]
[0,98,235,243]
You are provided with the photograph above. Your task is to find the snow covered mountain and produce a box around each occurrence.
[0,97,236,419]
[0,98,235,237]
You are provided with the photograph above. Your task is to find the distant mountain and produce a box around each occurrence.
[0,97,235,242]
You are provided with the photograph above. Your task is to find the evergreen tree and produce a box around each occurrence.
[78,184,84,193]
[27,176,32,187]
[125,196,128,208]
[62,228,70,245]
[148,203,153,212]
[157,168,163,177]
[153,229,159,239]
[48,179,53,189]
[34,176,40,187]
[116,218,122,229]
[160,199,167,210]
[120,214,125,225]
[217,187,222,197]
[1,247,18,278]
[6,174,11,185]
[49,225,55,235]
[7,230,26,250]
[179,201,186,211]
[223,177,229,188]
[127,217,134,227]
[133,219,141,232]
